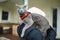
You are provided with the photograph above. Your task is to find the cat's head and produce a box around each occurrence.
[16,4,27,15]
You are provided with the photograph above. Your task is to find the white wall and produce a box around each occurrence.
[0,2,19,23]
[0,6,2,22]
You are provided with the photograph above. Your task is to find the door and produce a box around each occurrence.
[56,8,60,38]
[0,27,3,34]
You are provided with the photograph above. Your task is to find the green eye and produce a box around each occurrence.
[23,5,26,8]
[17,6,21,9]
[19,7,21,9]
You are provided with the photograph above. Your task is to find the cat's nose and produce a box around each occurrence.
[20,10,22,12]
[18,10,22,12]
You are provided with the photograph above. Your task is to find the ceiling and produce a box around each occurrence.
[0,0,20,3]
[0,0,7,2]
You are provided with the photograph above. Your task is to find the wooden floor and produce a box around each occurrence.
[0,34,60,40]
[56,39,60,40]
[0,34,19,40]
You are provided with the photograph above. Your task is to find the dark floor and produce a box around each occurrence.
[57,39,60,40]
[0,34,19,40]
[0,34,60,40]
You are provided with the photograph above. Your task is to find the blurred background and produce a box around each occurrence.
[0,0,60,40]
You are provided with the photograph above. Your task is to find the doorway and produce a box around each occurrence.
[56,8,60,38]
[0,26,3,34]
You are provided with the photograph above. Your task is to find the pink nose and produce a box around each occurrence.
[18,10,22,13]
[20,10,22,12]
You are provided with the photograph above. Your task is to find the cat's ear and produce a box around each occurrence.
[16,4,21,9]
[16,4,19,7]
